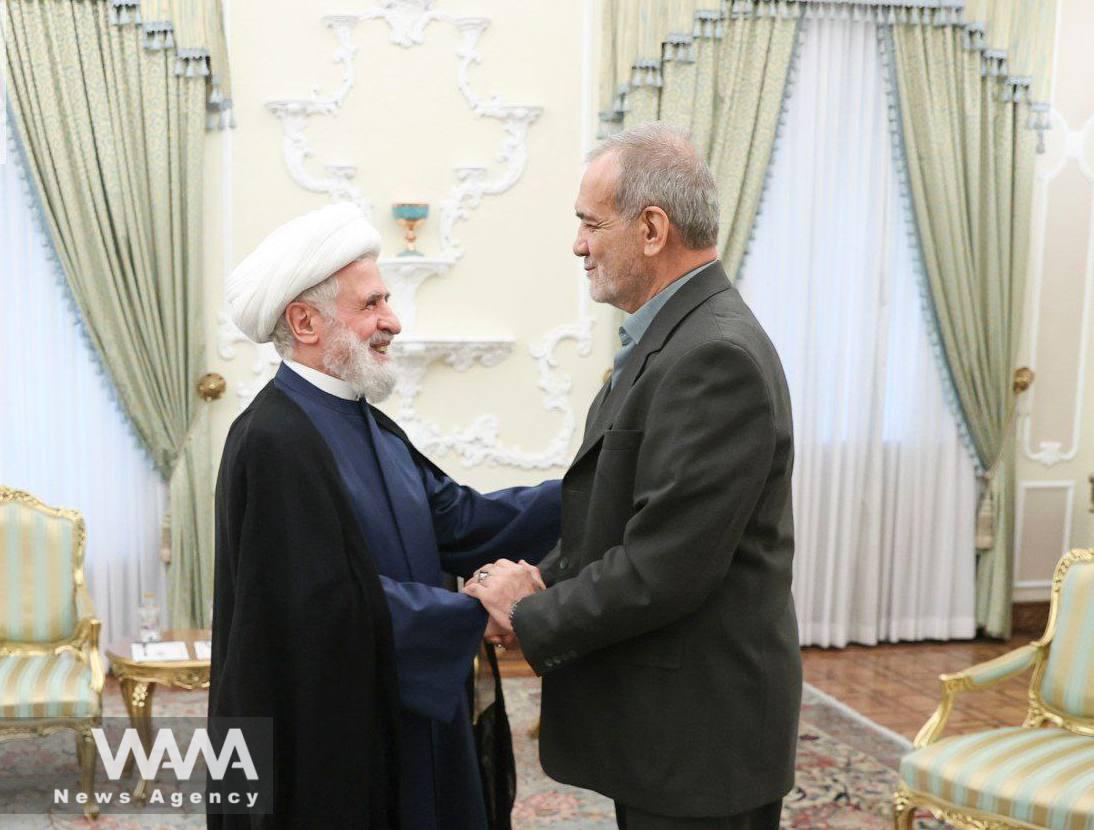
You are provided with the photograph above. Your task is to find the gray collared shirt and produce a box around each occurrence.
[609,260,716,388]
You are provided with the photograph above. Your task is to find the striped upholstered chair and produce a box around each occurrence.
[0,487,105,817]
[894,548,1094,830]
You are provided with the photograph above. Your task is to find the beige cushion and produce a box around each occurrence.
[0,502,79,642]
[0,653,99,718]
[1040,559,1094,720]
[901,727,1094,829]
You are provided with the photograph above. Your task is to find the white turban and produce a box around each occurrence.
[227,202,382,343]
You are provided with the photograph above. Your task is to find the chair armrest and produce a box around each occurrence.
[913,643,1042,748]
[73,581,105,696]
[956,643,1041,689]
[75,579,95,621]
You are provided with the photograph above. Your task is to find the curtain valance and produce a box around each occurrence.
[138,0,232,129]
[21,0,235,129]
[602,0,1055,145]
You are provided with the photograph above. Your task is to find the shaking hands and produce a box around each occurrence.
[464,559,545,649]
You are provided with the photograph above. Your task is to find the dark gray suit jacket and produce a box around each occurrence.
[513,261,801,818]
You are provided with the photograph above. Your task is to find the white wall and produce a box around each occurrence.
[1014,0,1094,600]
[201,0,615,491]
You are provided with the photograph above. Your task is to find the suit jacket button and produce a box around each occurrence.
[558,558,569,569]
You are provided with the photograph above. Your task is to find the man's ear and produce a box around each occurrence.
[641,206,670,256]
[284,302,320,346]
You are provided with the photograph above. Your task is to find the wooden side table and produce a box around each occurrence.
[105,628,211,801]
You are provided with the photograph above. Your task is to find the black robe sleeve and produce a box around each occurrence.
[207,384,400,828]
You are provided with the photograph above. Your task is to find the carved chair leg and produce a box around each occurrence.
[893,787,915,830]
[76,728,100,819]
[119,678,157,801]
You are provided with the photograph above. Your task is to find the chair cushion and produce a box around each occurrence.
[901,727,1094,829]
[1041,559,1094,720]
[0,502,79,642]
[0,653,99,719]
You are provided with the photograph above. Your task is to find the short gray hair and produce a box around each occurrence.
[270,253,381,359]
[587,122,719,250]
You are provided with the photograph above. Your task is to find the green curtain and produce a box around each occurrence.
[601,1,798,282]
[3,0,226,627]
[888,18,1044,638]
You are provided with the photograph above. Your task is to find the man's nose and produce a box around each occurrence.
[382,308,402,336]
[573,234,588,258]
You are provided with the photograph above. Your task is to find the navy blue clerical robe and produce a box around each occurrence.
[274,363,561,829]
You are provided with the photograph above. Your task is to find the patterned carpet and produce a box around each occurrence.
[506,680,943,830]
[0,679,943,828]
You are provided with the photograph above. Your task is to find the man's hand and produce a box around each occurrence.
[465,559,544,646]
[484,615,518,650]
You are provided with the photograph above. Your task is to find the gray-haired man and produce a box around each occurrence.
[467,123,801,829]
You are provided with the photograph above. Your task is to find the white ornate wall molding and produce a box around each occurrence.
[1014,480,1075,590]
[264,1,542,261]
[378,257,452,335]
[215,0,600,470]
[1020,107,1094,467]
[390,324,595,470]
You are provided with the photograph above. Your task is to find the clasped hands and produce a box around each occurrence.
[464,559,545,649]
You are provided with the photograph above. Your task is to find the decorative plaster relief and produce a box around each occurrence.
[1014,481,1075,589]
[1022,109,1094,467]
[264,1,543,260]
[378,257,453,335]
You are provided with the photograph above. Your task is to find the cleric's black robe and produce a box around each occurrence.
[207,382,401,828]
[272,363,561,830]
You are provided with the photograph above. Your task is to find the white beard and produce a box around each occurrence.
[321,322,397,403]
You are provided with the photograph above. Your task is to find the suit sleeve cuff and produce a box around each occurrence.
[512,590,575,676]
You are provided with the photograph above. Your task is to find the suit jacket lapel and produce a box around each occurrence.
[582,381,612,441]
[570,261,733,469]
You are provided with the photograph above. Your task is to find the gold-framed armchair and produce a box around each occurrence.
[894,548,1094,830]
[0,487,106,819]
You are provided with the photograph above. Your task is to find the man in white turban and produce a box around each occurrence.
[208,203,560,828]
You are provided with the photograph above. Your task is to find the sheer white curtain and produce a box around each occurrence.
[739,18,977,647]
[0,128,167,649]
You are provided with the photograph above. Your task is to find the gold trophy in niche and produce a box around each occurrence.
[393,202,429,257]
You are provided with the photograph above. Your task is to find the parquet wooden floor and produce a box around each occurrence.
[801,636,1034,741]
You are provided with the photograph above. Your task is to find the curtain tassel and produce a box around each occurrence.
[160,511,173,564]
[110,0,140,27]
[976,367,1035,552]
[1028,102,1051,153]
[664,35,695,64]
[975,484,996,551]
